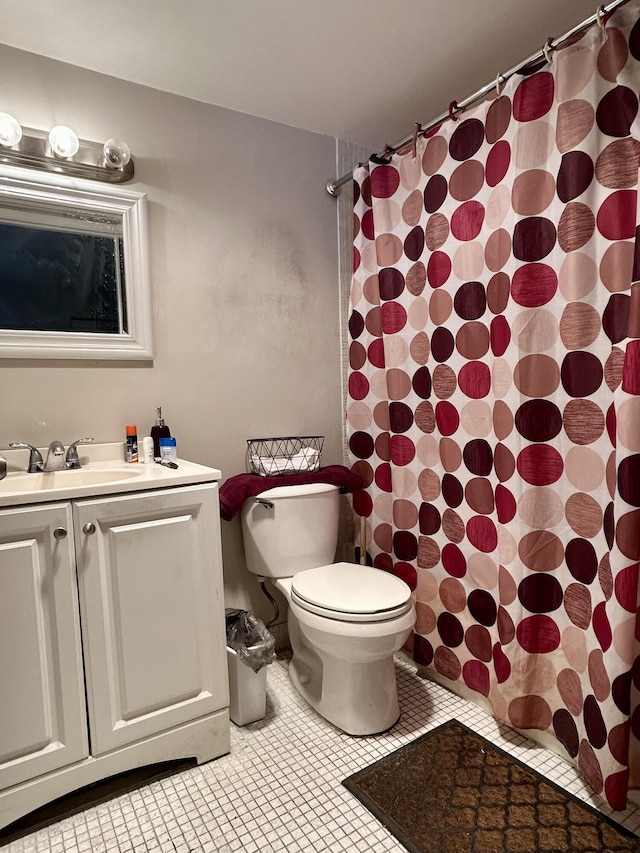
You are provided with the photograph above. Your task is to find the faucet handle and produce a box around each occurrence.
[9,442,44,473]
[65,437,94,469]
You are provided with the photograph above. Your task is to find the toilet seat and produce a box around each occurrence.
[290,562,412,623]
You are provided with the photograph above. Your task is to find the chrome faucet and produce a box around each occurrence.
[44,440,65,471]
[0,455,6,481]
[9,442,44,473]
[10,438,95,473]
[65,438,94,469]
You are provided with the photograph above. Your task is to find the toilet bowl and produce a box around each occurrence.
[240,483,416,735]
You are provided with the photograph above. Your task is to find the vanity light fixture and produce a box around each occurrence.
[103,137,131,169]
[0,113,22,147]
[0,114,134,183]
[48,125,80,158]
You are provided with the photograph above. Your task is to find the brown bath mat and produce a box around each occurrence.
[343,721,639,853]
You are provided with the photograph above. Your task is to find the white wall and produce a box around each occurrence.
[0,45,343,623]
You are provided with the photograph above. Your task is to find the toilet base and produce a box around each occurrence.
[273,576,415,736]
[288,650,401,736]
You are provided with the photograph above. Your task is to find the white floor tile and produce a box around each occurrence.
[2,651,639,852]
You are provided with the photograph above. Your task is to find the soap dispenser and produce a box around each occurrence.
[151,406,171,461]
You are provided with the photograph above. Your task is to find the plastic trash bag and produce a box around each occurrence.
[225,608,276,673]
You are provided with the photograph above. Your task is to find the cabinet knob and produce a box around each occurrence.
[83,522,96,535]
[53,527,68,540]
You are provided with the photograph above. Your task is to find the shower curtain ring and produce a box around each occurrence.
[448,100,459,122]
[596,4,606,27]
[496,73,504,96]
[543,38,554,66]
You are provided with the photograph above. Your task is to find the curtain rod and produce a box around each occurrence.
[326,0,630,196]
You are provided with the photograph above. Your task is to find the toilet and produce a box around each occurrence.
[240,482,415,735]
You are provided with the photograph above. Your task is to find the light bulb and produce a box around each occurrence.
[49,125,79,158]
[103,137,131,169]
[0,113,22,147]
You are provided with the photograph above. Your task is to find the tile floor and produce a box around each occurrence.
[3,652,640,852]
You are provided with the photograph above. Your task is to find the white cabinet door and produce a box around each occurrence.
[74,484,227,755]
[0,503,89,790]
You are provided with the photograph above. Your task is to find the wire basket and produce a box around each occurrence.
[246,436,324,477]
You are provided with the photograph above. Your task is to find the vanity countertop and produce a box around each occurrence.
[0,442,222,508]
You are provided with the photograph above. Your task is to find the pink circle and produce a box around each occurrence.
[493,643,511,682]
[622,340,640,393]
[436,401,460,435]
[495,485,517,522]
[375,463,392,492]
[614,563,639,612]
[451,201,485,241]
[466,516,498,552]
[513,73,554,122]
[370,165,400,198]
[362,209,375,241]
[368,339,385,368]
[491,315,511,356]
[517,615,561,653]
[486,140,511,187]
[458,362,491,399]
[427,251,452,288]
[512,263,558,306]
[390,435,415,466]
[348,372,369,401]
[442,543,467,577]
[593,602,612,651]
[606,404,616,446]
[597,190,638,240]
[353,490,373,517]
[462,660,490,696]
[381,301,407,334]
[517,445,564,485]
[394,562,418,590]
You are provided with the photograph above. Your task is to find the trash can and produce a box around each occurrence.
[225,608,275,726]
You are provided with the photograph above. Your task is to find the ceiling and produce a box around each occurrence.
[0,0,604,151]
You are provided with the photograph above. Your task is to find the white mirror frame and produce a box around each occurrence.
[0,165,153,360]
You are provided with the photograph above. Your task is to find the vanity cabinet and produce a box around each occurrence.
[0,481,229,830]
[0,503,88,790]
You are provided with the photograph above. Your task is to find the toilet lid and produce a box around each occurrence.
[291,562,412,622]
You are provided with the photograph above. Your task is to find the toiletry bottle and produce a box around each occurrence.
[141,435,154,464]
[126,424,138,462]
[159,436,177,462]
[151,406,171,462]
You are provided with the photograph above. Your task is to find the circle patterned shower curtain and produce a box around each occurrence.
[347,0,640,809]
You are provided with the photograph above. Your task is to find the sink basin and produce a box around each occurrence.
[0,467,142,494]
[0,443,222,507]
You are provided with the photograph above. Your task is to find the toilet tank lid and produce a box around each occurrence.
[254,482,340,499]
[292,562,412,614]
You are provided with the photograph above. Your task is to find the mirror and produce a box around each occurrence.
[0,165,152,360]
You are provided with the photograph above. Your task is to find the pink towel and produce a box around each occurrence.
[219,465,363,521]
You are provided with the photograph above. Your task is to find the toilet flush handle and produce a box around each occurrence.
[254,497,274,510]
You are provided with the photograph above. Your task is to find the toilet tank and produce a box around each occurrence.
[241,482,341,578]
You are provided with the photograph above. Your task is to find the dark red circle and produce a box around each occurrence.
[518,574,563,613]
[463,439,493,475]
[435,401,460,435]
[424,174,448,213]
[431,327,455,362]
[379,267,405,300]
[561,351,604,397]
[516,615,561,653]
[454,281,486,320]
[442,474,464,508]
[515,399,562,442]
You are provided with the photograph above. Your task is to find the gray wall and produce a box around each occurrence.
[0,45,342,626]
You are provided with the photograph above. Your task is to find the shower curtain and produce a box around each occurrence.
[347,1,640,809]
